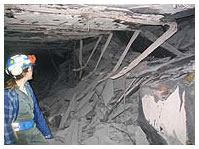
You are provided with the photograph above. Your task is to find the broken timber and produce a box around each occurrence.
[111,22,178,80]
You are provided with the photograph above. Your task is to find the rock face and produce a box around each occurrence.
[141,87,187,144]
[138,59,194,144]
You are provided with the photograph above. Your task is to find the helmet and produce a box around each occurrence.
[6,54,36,76]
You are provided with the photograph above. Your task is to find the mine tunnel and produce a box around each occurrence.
[4,4,195,145]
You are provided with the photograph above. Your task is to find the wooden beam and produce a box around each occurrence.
[7,5,165,26]
[111,22,178,80]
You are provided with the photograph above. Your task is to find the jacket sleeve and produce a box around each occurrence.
[26,82,52,138]
[4,90,17,145]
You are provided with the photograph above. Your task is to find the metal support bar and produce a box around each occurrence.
[111,22,178,80]
[141,30,184,56]
[79,39,83,78]
[97,30,140,83]
[73,35,102,71]
[82,33,113,80]
[94,33,113,71]
[112,30,140,72]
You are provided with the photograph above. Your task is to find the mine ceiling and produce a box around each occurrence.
[4,4,195,53]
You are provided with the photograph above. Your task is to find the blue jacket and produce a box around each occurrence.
[4,82,52,145]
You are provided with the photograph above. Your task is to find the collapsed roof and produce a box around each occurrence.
[4,4,194,51]
[4,4,195,145]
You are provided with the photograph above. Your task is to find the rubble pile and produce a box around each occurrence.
[41,53,194,145]
[41,36,149,145]
[42,52,194,145]
[39,17,194,145]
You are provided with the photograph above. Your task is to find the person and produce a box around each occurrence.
[4,54,52,145]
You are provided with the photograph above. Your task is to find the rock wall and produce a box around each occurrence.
[138,56,194,144]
